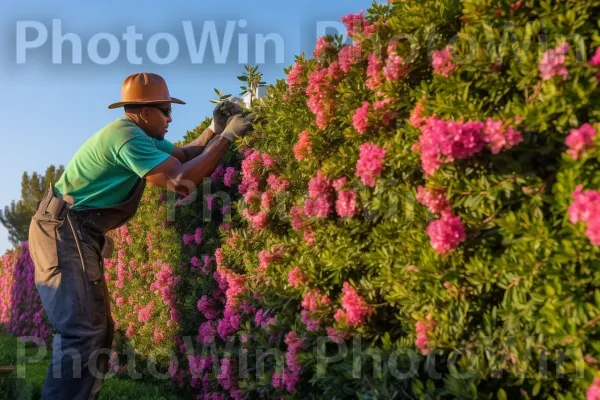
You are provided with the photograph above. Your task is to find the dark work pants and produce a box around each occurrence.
[29,207,113,400]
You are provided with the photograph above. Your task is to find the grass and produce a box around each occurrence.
[0,333,179,400]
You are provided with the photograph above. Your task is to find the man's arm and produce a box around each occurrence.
[145,114,252,196]
[146,136,231,196]
[171,127,216,163]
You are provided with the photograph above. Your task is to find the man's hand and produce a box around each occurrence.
[208,98,244,135]
[221,114,254,142]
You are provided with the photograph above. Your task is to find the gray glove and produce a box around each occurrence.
[209,98,244,135]
[221,114,254,142]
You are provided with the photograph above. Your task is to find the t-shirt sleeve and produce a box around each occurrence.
[117,135,172,178]
[154,138,175,155]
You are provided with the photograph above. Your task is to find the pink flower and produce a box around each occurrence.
[352,101,370,134]
[303,228,316,246]
[313,37,330,58]
[482,118,523,154]
[138,302,154,323]
[356,143,386,187]
[366,53,383,91]
[206,196,217,211]
[341,10,370,37]
[432,46,456,77]
[569,185,600,245]
[409,101,426,128]
[590,47,600,67]
[326,327,348,344]
[384,44,409,81]
[242,209,268,230]
[336,189,359,218]
[415,315,436,355]
[308,170,331,198]
[426,213,466,255]
[333,282,374,327]
[288,267,308,288]
[261,190,273,211]
[182,234,195,247]
[327,61,344,80]
[287,62,304,92]
[338,44,362,73]
[293,130,312,161]
[417,186,451,214]
[539,42,569,81]
[267,174,290,193]
[223,167,238,187]
[211,165,225,182]
[197,295,219,320]
[306,69,336,130]
[588,377,600,400]
[566,123,596,160]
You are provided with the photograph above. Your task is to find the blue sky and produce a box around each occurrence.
[0,0,380,253]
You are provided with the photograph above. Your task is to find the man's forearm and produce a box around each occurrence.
[177,136,232,188]
[182,127,216,161]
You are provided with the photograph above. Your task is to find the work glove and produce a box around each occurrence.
[209,98,244,135]
[221,114,254,142]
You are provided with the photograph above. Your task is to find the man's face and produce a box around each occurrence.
[144,102,172,140]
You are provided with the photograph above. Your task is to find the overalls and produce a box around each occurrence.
[28,178,146,399]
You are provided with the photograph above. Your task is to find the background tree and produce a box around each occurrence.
[0,165,64,249]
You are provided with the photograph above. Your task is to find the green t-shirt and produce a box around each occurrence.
[54,118,175,210]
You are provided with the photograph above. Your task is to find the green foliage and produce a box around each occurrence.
[0,165,64,249]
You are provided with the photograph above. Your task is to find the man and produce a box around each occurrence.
[28,72,252,399]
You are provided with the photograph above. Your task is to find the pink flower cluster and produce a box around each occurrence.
[341,10,375,38]
[417,186,451,214]
[590,47,600,67]
[287,62,304,93]
[211,165,226,183]
[366,53,383,91]
[352,101,370,134]
[301,289,330,332]
[384,42,409,81]
[414,116,523,176]
[289,205,316,246]
[258,246,284,271]
[338,44,363,73]
[216,268,246,339]
[333,282,374,327]
[273,331,305,393]
[588,377,600,400]
[415,315,436,355]
[568,185,600,245]
[426,213,467,255]
[539,42,569,81]
[288,267,308,288]
[304,170,334,218]
[149,261,180,323]
[313,37,330,59]
[0,244,52,340]
[333,177,359,218]
[137,301,155,323]
[356,142,386,187]
[197,295,219,320]
[223,167,238,187]
[432,46,456,77]
[565,123,597,160]
[293,130,312,161]
[183,228,203,247]
[306,69,337,130]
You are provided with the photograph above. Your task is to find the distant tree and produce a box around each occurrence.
[0,165,64,248]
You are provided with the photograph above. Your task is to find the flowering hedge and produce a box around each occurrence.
[0,244,52,341]
[5,0,600,398]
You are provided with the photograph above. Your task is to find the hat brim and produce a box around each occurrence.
[108,97,186,109]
